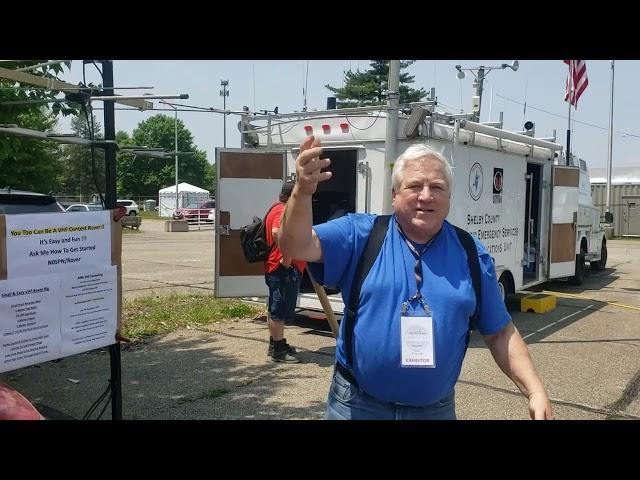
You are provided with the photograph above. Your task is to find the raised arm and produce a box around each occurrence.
[277,136,332,263]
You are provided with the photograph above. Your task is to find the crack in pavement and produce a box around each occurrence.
[458,379,640,420]
[604,369,640,420]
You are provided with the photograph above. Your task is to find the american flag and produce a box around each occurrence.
[564,60,589,108]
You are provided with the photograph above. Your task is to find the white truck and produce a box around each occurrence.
[213,98,607,312]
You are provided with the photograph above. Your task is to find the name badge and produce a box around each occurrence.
[400,315,435,368]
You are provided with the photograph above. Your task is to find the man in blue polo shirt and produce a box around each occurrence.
[277,136,554,420]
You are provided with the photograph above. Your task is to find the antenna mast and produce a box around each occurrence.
[303,60,309,111]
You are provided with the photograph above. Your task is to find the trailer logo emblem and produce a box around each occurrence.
[493,168,503,204]
[469,163,483,201]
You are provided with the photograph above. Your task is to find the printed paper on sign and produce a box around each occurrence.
[60,266,117,356]
[5,211,111,278]
[0,273,62,373]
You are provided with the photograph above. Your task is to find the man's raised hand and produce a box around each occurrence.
[295,136,331,196]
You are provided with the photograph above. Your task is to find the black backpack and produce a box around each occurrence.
[240,204,278,263]
[343,215,481,368]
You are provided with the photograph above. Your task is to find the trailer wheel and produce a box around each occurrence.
[498,272,514,307]
[590,240,607,271]
[568,247,586,285]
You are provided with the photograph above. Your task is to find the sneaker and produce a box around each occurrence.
[271,349,300,364]
[271,339,300,363]
[267,338,297,357]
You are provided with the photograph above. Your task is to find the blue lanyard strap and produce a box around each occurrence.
[395,223,434,302]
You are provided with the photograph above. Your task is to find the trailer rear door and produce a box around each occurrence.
[214,149,286,297]
[550,165,580,278]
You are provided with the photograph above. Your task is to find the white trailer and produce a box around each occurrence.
[214,102,607,312]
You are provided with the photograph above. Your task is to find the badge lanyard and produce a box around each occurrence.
[397,224,432,313]
[397,224,436,368]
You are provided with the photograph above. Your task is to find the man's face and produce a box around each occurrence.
[392,156,450,242]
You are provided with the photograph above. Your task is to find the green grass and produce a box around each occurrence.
[122,293,264,341]
[140,210,159,219]
[177,388,230,403]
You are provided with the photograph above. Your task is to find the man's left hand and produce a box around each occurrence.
[528,391,554,420]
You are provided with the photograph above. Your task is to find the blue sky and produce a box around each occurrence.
[59,60,638,170]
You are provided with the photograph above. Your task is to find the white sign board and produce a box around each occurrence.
[0,211,119,374]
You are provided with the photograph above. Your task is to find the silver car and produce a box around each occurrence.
[66,203,104,212]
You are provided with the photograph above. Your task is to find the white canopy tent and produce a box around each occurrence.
[158,182,210,217]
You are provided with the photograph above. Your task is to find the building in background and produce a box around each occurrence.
[590,167,640,236]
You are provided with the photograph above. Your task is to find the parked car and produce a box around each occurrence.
[172,199,215,222]
[66,203,104,212]
[116,199,139,216]
[0,188,65,214]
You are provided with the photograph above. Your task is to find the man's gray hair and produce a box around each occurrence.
[391,144,453,192]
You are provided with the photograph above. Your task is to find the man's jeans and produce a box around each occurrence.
[325,367,456,420]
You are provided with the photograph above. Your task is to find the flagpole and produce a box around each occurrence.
[606,60,615,214]
[564,60,589,167]
[565,60,574,166]
[566,101,572,166]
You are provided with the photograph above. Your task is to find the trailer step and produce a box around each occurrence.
[520,293,557,314]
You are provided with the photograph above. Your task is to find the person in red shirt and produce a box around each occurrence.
[264,181,306,363]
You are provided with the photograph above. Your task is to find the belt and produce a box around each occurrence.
[335,361,358,388]
[335,362,451,408]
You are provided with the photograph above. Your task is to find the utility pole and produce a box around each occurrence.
[220,80,229,148]
[174,107,178,209]
[160,100,180,211]
[101,60,122,421]
[473,67,486,123]
[382,60,400,214]
[606,60,615,214]
[455,61,519,123]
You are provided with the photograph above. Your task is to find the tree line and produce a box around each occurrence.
[0,61,214,200]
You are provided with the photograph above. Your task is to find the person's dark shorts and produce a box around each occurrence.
[265,265,301,322]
